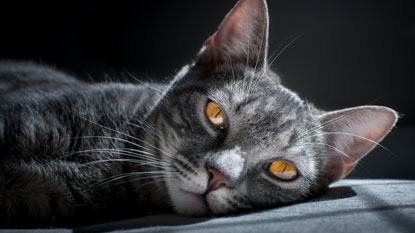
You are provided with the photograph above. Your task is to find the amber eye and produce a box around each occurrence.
[269,161,298,180]
[206,101,225,128]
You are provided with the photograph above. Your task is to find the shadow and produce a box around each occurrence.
[74,186,357,233]
[311,186,357,202]
[74,183,415,232]
[357,186,415,233]
[74,214,211,233]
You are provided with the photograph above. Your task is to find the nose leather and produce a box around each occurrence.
[207,167,230,191]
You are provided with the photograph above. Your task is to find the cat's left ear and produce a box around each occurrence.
[196,0,269,70]
[319,106,398,183]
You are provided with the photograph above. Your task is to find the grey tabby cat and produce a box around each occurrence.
[0,0,398,227]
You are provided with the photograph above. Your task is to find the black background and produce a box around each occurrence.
[1,0,414,179]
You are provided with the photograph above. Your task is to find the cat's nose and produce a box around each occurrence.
[207,167,230,191]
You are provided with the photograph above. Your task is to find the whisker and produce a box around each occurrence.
[299,109,362,141]
[80,159,168,169]
[61,136,166,158]
[127,176,177,188]
[302,142,352,159]
[121,147,173,161]
[127,120,180,154]
[92,171,175,187]
[244,32,251,91]
[300,98,387,141]
[61,148,170,164]
[94,174,171,187]
[304,132,396,156]
[254,18,267,71]
[125,70,164,93]
[73,114,175,160]
[267,33,302,70]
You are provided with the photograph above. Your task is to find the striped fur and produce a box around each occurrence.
[0,0,397,226]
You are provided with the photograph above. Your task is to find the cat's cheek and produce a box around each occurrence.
[168,188,209,216]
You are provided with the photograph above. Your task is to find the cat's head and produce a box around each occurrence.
[155,0,398,216]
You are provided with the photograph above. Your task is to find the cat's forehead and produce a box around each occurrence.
[205,69,315,150]
[207,69,305,117]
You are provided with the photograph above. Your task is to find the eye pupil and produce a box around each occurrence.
[269,161,298,180]
[214,110,222,117]
[206,101,225,128]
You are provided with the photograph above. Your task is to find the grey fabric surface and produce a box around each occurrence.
[2,179,414,233]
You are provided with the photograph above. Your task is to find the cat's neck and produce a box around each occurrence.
[142,65,191,121]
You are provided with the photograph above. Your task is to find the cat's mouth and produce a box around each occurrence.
[173,170,225,216]
[182,184,223,216]
[201,186,217,214]
[176,188,212,216]
[177,181,226,216]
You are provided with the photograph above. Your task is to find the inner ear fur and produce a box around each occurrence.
[319,106,398,183]
[196,0,269,71]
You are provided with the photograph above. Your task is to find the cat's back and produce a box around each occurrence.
[0,62,84,160]
[0,61,164,160]
[0,61,161,112]
[0,61,81,98]
[0,61,79,83]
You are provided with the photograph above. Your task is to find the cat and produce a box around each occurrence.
[0,0,398,227]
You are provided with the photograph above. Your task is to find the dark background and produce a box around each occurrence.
[0,0,413,179]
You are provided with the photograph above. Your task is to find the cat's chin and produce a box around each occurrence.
[170,189,210,216]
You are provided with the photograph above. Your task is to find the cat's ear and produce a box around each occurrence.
[196,0,269,70]
[319,106,398,183]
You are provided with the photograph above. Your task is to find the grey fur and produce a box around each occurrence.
[0,0,397,227]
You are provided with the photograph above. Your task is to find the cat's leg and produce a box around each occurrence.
[0,159,77,226]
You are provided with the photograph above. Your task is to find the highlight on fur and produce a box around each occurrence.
[0,0,397,227]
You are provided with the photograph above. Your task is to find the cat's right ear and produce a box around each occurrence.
[196,0,269,71]
[318,106,398,184]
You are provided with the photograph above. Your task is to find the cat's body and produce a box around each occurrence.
[0,0,398,227]
[0,62,171,225]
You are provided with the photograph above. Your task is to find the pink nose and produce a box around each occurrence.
[207,167,230,191]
